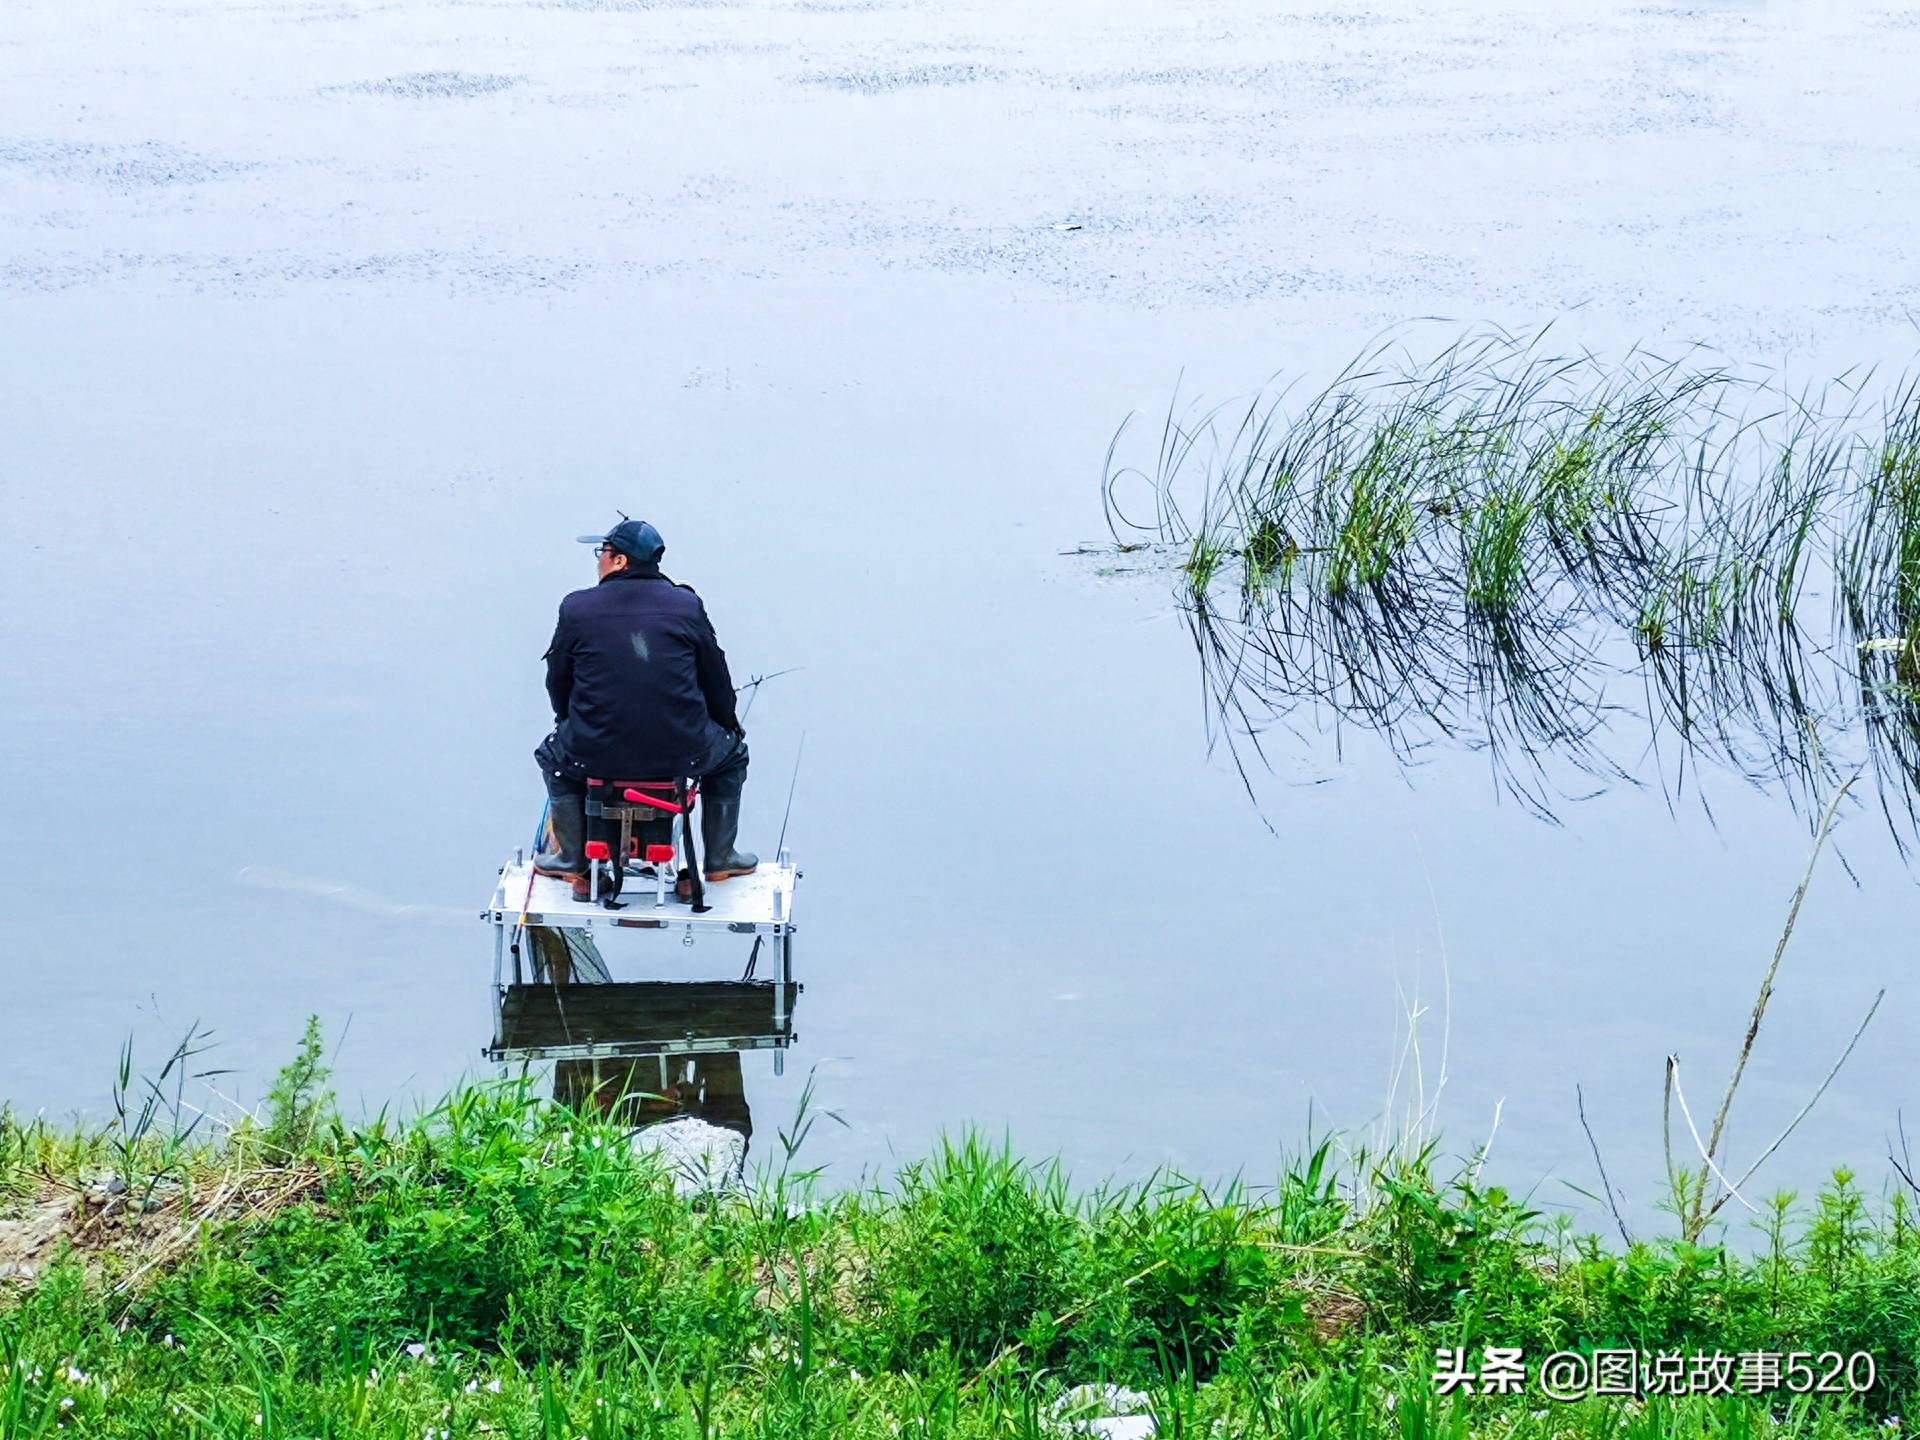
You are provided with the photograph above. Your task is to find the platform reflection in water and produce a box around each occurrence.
[488,921,804,1192]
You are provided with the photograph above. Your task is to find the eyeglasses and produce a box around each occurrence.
[593,542,613,557]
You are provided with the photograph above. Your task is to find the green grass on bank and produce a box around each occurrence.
[2,1052,1917,1439]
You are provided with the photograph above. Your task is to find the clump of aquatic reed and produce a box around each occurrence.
[1836,379,1920,835]
[1104,331,1920,835]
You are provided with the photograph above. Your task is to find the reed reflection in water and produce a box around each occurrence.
[1105,331,1920,841]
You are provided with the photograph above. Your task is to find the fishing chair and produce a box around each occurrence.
[582,777,707,912]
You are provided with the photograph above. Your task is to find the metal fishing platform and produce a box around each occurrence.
[485,855,798,936]
[483,850,801,1071]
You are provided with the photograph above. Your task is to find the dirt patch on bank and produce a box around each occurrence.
[0,1167,326,1297]
[0,1189,78,1285]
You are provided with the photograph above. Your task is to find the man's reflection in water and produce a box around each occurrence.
[553,1052,753,1150]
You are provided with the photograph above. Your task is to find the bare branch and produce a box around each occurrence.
[1702,770,1858,1171]
[1577,1083,1633,1246]
[1715,989,1886,1211]
[1670,1056,1759,1228]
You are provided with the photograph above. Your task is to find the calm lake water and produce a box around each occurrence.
[1,0,1914,1221]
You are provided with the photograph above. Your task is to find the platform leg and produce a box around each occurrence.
[491,922,505,1055]
[772,931,792,1031]
[771,932,784,1029]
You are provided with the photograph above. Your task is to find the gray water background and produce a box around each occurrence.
[0,0,1915,1225]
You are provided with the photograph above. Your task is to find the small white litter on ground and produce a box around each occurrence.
[1053,1384,1155,1439]
[630,1116,747,1198]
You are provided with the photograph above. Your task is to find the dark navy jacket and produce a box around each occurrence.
[544,566,741,778]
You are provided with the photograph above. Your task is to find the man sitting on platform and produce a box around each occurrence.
[533,518,756,900]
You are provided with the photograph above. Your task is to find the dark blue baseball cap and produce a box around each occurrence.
[577,518,665,563]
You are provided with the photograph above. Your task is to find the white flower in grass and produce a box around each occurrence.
[406,1343,427,1359]
[486,1379,502,1394]
[59,1399,74,1411]
[464,1381,478,1394]
[64,1367,87,1383]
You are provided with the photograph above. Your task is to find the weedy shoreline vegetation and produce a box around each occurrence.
[1101,331,1920,835]
[2,1032,1918,1438]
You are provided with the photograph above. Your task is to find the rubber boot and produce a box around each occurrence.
[700,797,759,881]
[533,793,592,901]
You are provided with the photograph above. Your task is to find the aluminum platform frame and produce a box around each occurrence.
[484,853,801,1071]
[483,980,802,1062]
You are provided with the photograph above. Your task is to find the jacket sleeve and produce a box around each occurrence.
[543,609,574,722]
[691,600,741,732]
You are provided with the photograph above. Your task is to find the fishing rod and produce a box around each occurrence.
[776,732,805,858]
[510,797,551,983]
[734,667,802,724]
